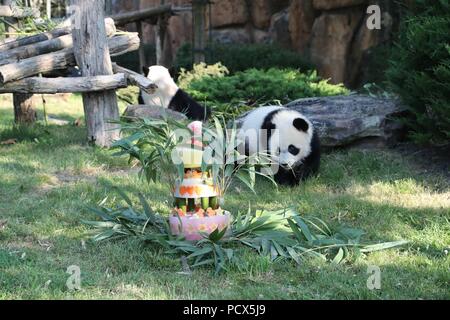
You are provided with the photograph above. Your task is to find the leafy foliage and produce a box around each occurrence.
[174,42,313,74]
[84,188,408,273]
[181,68,349,120]
[112,117,187,188]
[112,116,275,199]
[177,62,229,90]
[386,14,450,145]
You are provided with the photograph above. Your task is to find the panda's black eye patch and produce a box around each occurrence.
[288,145,300,155]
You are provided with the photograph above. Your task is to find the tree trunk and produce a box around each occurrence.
[1,0,37,125]
[71,0,120,147]
[13,93,36,124]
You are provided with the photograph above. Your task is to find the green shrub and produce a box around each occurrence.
[178,62,229,89]
[180,67,349,120]
[386,15,450,145]
[174,43,313,74]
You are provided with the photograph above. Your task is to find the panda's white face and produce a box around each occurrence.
[269,110,313,169]
[142,65,179,108]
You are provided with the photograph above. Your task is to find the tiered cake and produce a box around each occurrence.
[169,122,230,241]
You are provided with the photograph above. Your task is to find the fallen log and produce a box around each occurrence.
[0,18,116,63]
[0,5,39,18]
[0,73,127,94]
[112,63,156,94]
[0,32,140,84]
[111,4,173,25]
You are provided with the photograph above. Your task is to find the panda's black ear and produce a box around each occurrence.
[293,118,309,132]
[142,66,150,76]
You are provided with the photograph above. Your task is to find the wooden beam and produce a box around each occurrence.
[0,32,140,84]
[111,4,173,26]
[0,74,127,94]
[112,63,156,93]
[0,4,39,18]
[0,18,116,66]
[0,27,71,52]
[71,0,120,147]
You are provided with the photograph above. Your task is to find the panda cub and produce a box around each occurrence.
[138,65,210,121]
[238,106,320,186]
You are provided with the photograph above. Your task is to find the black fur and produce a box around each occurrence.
[274,130,321,186]
[168,89,210,121]
[259,109,321,186]
[139,66,209,121]
[261,109,280,151]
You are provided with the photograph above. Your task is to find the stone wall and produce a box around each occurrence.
[110,0,398,87]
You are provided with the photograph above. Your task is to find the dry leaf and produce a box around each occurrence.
[1,139,17,145]
[74,118,83,127]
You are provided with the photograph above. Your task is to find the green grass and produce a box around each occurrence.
[0,93,449,300]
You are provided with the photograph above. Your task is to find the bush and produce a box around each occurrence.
[386,14,450,145]
[174,43,313,74]
[180,67,349,120]
[178,62,229,89]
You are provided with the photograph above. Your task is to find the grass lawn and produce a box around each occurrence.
[0,93,449,300]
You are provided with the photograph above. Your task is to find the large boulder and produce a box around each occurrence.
[251,0,274,29]
[211,28,252,44]
[285,95,407,147]
[122,105,188,122]
[309,9,363,84]
[269,9,291,48]
[288,0,316,54]
[210,0,249,28]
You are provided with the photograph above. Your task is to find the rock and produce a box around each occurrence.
[253,29,271,44]
[211,28,251,44]
[122,105,188,122]
[251,0,274,29]
[309,9,363,84]
[284,94,407,147]
[269,9,291,48]
[346,16,382,87]
[288,0,316,54]
[312,0,366,10]
[210,0,249,28]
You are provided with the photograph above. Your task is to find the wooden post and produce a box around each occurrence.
[71,0,120,147]
[154,14,170,66]
[1,0,37,125]
[192,0,207,64]
[135,0,146,71]
[13,93,36,124]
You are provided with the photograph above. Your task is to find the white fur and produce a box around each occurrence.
[238,106,314,168]
[141,66,179,108]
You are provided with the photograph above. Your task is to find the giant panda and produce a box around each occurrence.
[237,106,320,186]
[138,65,210,121]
